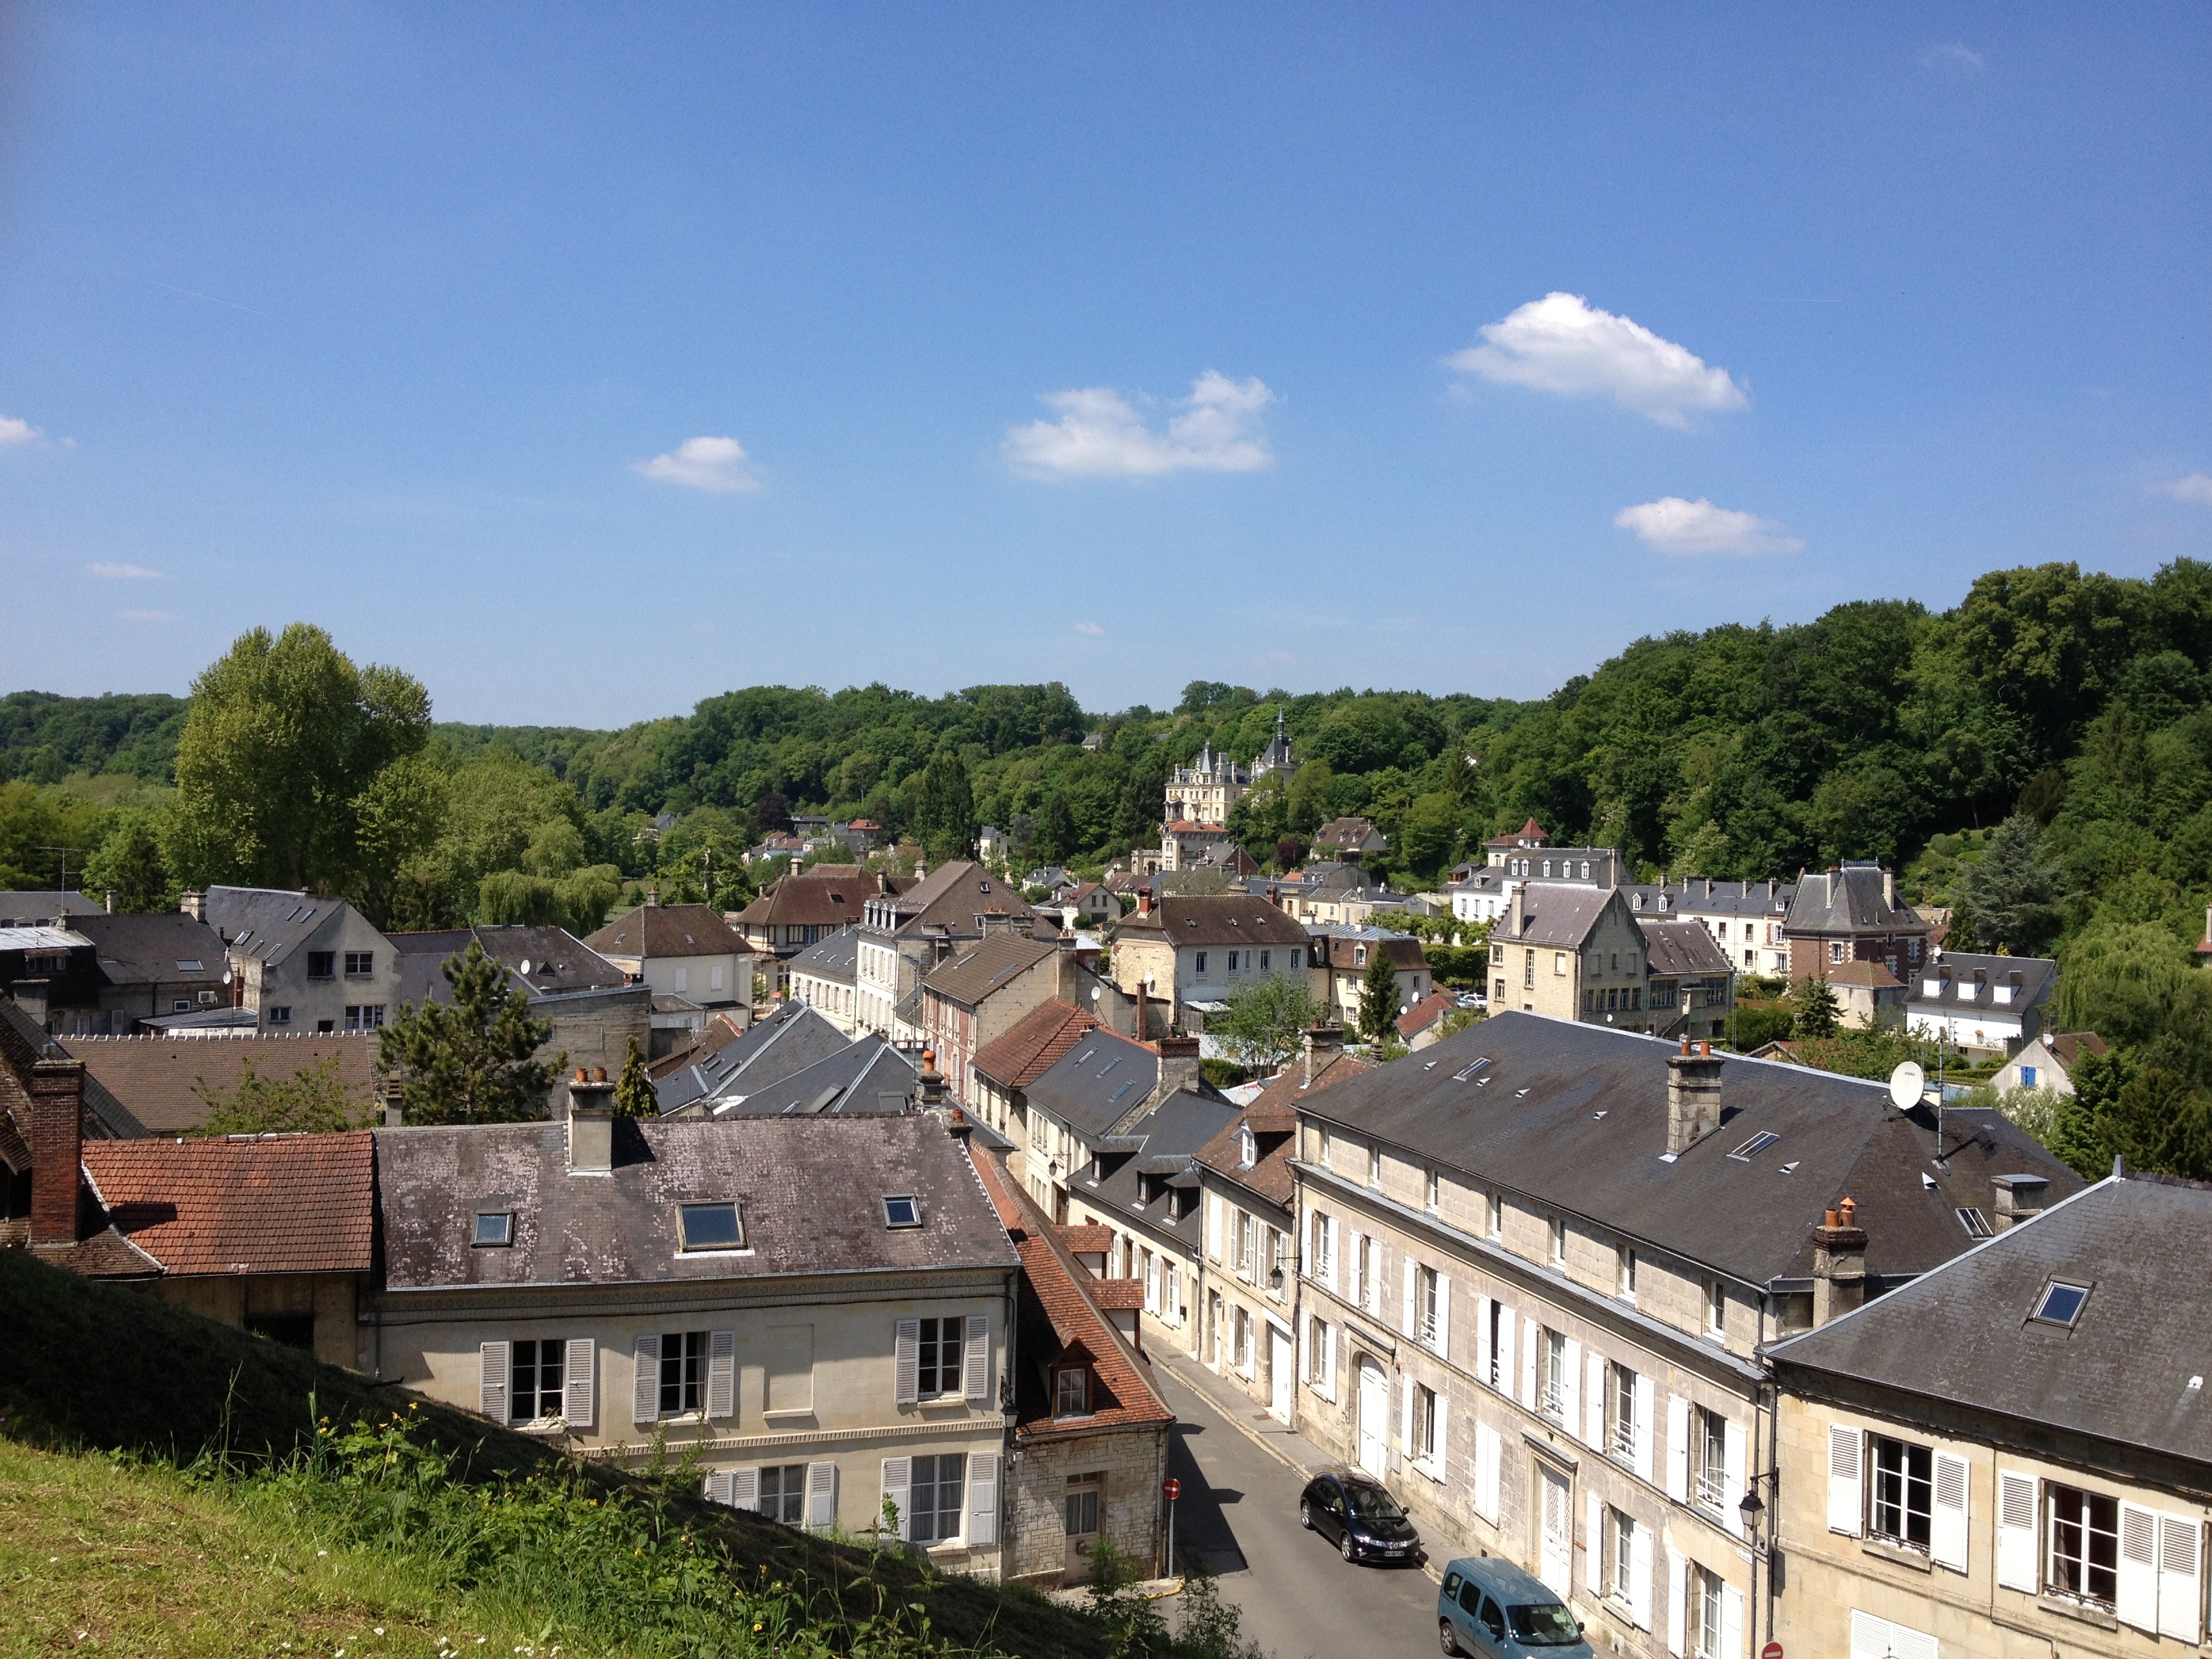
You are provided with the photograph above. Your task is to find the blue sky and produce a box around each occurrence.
[2,5,2208,726]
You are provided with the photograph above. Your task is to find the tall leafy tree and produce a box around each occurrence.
[1213,975,1325,1072]
[1793,975,1841,1040]
[910,751,977,861]
[1359,949,1401,1042]
[1033,792,1079,864]
[613,1035,655,1118]
[83,813,171,912]
[377,941,560,1124]
[192,1055,367,1135]
[1965,814,2063,956]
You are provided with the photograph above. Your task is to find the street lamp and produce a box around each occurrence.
[1269,1263,1285,1291]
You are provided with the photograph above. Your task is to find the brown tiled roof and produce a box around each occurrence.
[971,1000,1098,1090]
[1312,934,1427,971]
[733,867,884,930]
[1113,895,1311,949]
[2049,1032,2108,1067]
[920,933,1058,1009]
[1092,1278,1147,1311]
[1826,960,1903,989]
[584,903,755,960]
[58,1033,381,1136]
[78,1131,375,1277]
[1055,1223,1115,1253]
[970,1149,1172,1439]
[1396,989,1458,1038]
[1639,917,1737,978]
[30,1227,164,1279]
[1197,1047,1372,1208]
[647,1010,750,1081]
[878,859,1031,935]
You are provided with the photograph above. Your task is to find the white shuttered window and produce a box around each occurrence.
[1827,1424,1864,1536]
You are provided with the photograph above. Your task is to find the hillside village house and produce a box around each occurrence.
[651,1001,855,1115]
[369,1097,1027,1570]
[967,999,1099,1181]
[732,865,899,996]
[1989,1030,2106,1095]
[1159,821,1234,873]
[1313,817,1389,862]
[584,899,756,1021]
[1109,893,1312,1031]
[1904,952,2057,1058]
[784,927,861,1033]
[1286,1013,2079,1659]
[1822,961,1908,1032]
[198,885,405,1035]
[1767,1172,2205,1659]
[1624,881,1796,979]
[35,908,231,1034]
[1486,884,1735,1044]
[1307,928,1433,1029]
[1784,865,1933,984]
[918,933,1077,1107]
[1164,739,1250,825]
[1637,920,1739,1045]
[854,861,1037,1044]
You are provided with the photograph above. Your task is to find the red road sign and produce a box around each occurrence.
[1762,1642,1783,1658]
[1163,1478,1181,1500]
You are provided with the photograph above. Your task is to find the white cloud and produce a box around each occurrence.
[85,561,164,580]
[1614,497,1804,556]
[119,609,176,621]
[1074,621,1105,636]
[1922,42,1983,71]
[631,435,760,493]
[0,415,40,445]
[1003,371,1275,478]
[2157,473,2212,505]
[1450,293,1748,428]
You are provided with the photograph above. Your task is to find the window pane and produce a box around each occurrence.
[680,1203,743,1250]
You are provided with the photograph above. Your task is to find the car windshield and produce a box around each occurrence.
[1343,1483,1405,1520]
[1509,1603,1582,1645]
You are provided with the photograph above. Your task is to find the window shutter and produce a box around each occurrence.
[1435,1275,1451,1357]
[1582,1350,1606,1450]
[1585,1492,1604,1594]
[1399,1374,1415,1459]
[1666,1548,1687,1659]
[894,1317,920,1406]
[703,1470,731,1506]
[1323,1217,1340,1292]
[1476,1420,1501,1521]
[1633,1374,1656,1484]
[968,1451,1001,1547]
[1519,1317,1538,1409]
[1561,1338,1582,1430]
[562,1338,595,1429]
[1630,1521,1654,1631]
[880,1457,912,1541]
[1323,1323,1338,1401]
[2158,1512,2203,1643]
[1475,1293,1493,1382]
[1930,1451,1968,1572]
[804,1460,838,1530]
[1666,1394,1690,1503]
[703,1329,736,1419]
[963,1313,991,1402]
[1826,1424,1862,1536]
[1995,1471,2037,1591]
[1722,1418,1747,1538]
[1207,1193,1221,1259]
[1299,1313,1311,1386]
[2119,1501,2159,1633]
[731,1466,760,1513]
[478,1340,510,1423]
[1432,1395,1449,1479]
[632,1334,661,1427]
[1849,1611,1889,1659]
[1721,1580,1744,1659]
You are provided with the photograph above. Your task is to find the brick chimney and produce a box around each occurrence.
[567,1065,615,1174]
[1304,1023,1345,1088]
[1054,928,1079,1001]
[1991,1174,2050,1233]
[1136,888,1153,916]
[30,1057,85,1247]
[1664,1038,1723,1155]
[1811,1197,1868,1326]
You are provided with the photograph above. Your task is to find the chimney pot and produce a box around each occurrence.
[1839,1195,1858,1227]
[592,1065,607,1082]
[103,888,116,914]
[1811,1197,1870,1325]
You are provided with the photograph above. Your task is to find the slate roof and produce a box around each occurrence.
[1621,878,1795,920]
[1113,895,1311,949]
[79,1132,375,1277]
[0,890,102,926]
[1309,931,1427,972]
[1025,1028,1162,1139]
[1784,865,1927,939]
[373,1114,1017,1292]
[708,1036,918,1118]
[920,933,1059,1009]
[1197,1046,1370,1208]
[785,926,859,986]
[1906,951,2057,1012]
[65,912,229,989]
[1314,817,1384,851]
[57,1031,380,1136]
[1295,1010,2082,1290]
[391,925,627,1006]
[1073,1088,1240,1256]
[1637,919,1735,978]
[584,903,755,962]
[972,1000,1100,1091]
[202,886,361,967]
[1504,882,1625,947]
[1769,1174,2212,1469]
[655,1000,852,1113]
[870,860,1032,937]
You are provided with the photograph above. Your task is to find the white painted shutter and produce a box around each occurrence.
[1401,1256,1416,1336]
[805,1460,837,1529]
[562,1338,595,1429]
[478,1340,510,1422]
[1299,1313,1311,1386]
[632,1334,661,1427]
[1561,1338,1582,1429]
[894,1317,920,1406]
[1476,1293,1494,1382]
[1666,1394,1691,1503]
[1476,1420,1502,1521]
[1996,1471,2037,1591]
[1435,1275,1451,1357]
[1585,1492,1604,1593]
[968,1451,1000,1547]
[1583,1350,1607,1450]
[1400,1374,1415,1458]
[1721,1580,1744,1659]
[880,1457,912,1540]
[707,1329,737,1419]
[732,1466,761,1513]
[704,1470,731,1506]
[1851,1611,1936,1659]
[1433,1395,1449,1479]
[1630,1519,1654,1631]
[1324,1216,1340,1293]
[1323,1322,1338,1401]
[1519,1317,1538,1408]
[1827,1423,1862,1536]
[1722,1417,1747,1538]
[2158,1512,2203,1643]
[1666,1548,1686,1658]
[1633,1373,1657,1485]
[963,1313,990,1402]
[1207,1192,1222,1259]
[1930,1451,1967,1572]
[2120,1500,2160,1633]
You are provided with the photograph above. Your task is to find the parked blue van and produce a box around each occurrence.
[1437,1556,1593,1659]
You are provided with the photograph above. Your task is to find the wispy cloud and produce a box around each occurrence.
[2156,473,2212,505]
[1074,621,1105,636]
[1921,42,1983,72]
[1004,371,1275,479]
[85,560,165,580]
[119,609,177,621]
[0,415,41,445]
[631,435,760,493]
[1450,293,1748,428]
[1614,497,1803,556]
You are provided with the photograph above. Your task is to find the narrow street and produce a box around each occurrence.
[1156,1368,1442,1659]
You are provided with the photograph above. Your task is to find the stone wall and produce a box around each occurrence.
[537,985,652,1114]
[1004,1423,1169,1587]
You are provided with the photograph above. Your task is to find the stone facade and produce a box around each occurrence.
[156,1271,362,1370]
[1004,1424,1171,1587]
[535,983,653,1114]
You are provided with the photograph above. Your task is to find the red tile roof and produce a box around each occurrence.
[78,1131,375,1277]
[1091,1278,1147,1311]
[1056,1223,1115,1253]
[1196,1046,1372,1208]
[1396,989,1458,1039]
[971,999,1099,1091]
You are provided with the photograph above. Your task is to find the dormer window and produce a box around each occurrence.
[677,1202,744,1252]
[1237,1128,1256,1170]
[1055,1366,1090,1418]
[472,1212,514,1247]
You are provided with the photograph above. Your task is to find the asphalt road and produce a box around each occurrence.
[1158,1369,1443,1659]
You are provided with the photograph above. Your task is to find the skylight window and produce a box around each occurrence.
[882,1195,921,1229]
[1111,1081,1136,1101]
[677,1202,745,1252]
[1957,1207,1994,1239]
[176,958,203,972]
[1728,1132,1780,1162]
[1452,1057,1492,1082]
[472,1212,514,1247]
[2032,1280,2090,1328]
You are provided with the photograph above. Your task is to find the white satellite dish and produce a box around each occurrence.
[1889,1061,1926,1110]
[518,959,533,977]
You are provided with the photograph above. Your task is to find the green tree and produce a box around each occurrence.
[1213,975,1325,1072]
[1285,760,1336,836]
[2049,1044,2212,1180]
[83,812,171,912]
[0,780,106,892]
[1033,792,1079,865]
[2053,922,2204,1048]
[909,751,977,861]
[1395,792,1460,881]
[191,1054,368,1135]
[612,1035,655,1118]
[1359,948,1401,1041]
[1967,814,2063,956]
[377,941,560,1124]
[1793,975,1841,1039]
[169,623,432,894]
[1943,895,1982,954]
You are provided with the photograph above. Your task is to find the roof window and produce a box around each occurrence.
[2031,1280,2090,1328]
[882,1194,921,1229]
[1452,1057,1492,1082]
[1957,1207,1994,1239]
[176,958,203,972]
[472,1212,514,1248]
[1727,1131,1780,1161]
[677,1202,745,1252]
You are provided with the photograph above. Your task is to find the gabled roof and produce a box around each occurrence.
[1114,895,1311,949]
[1621,878,1794,920]
[785,926,859,985]
[203,886,364,967]
[733,866,890,930]
[920,932,1059,1009]
[391,925,627,1005]
[374,1115,1018,1291]
[1199,1045,1370,1207]
[0,890,102,926]
[1637,918,1736,978]
[1296,1011,2081,1288]
[3,1001,144,1140]
[1396,990,1459,1040]
[870,859,1032,937]
[656,1000,851,1113]
[1025,1028,1162,1140]
[1906,951,2056,1012]
[1825,960,1904,989]
[1310,933,1427,971]
[57,1031,380,1136]
[1506,882,1628,949]
[79,1132,375,1277]
[1770,1175,2212,1469]
[2047,1031,2108,1069]
[65,912,229,989]
[1073,1089,1240,1252]
[708,1036,918,1118]
[585,903,754,960]
[972,1000,1100,1091]
[1784,865,1927,939]
[1314,817,1384,850]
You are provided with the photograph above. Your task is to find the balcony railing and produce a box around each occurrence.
[1610,1421,1637,1461]
[1696,1467,1727,1509]
[1540,1382,1567,1422]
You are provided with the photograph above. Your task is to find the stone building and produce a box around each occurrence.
[853,861,1037,1043]
[1784,865,1934,985]
[1165,739,1250,827]
[967,999,1099,1182]
[1109,893,1313,1032]
[197,885,405,1036]
[918,933,1075,1107]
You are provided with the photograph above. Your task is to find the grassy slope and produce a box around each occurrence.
[0,1251,1106,1658]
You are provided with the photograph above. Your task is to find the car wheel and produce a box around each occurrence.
[1439,1619,1464,1656]
[1300,1498,1315,1530]
[1340,1532,1357,1562]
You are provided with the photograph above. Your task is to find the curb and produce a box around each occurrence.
[1153,1358,1326,1483]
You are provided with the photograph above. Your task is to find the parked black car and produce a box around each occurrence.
[1298,1470,1422,1564]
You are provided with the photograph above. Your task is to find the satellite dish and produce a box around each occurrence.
[221,969,232,985]
[518,959,533,977]
[1889,1061,1926,1110]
